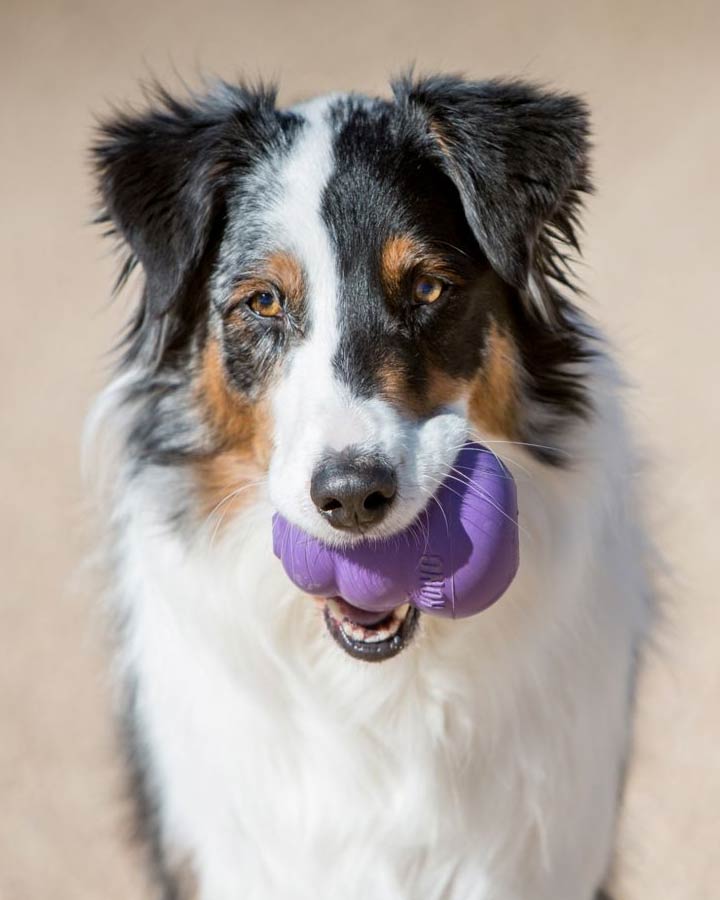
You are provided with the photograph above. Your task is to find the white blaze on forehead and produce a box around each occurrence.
[273,95,339,359]
[270,94,368,450]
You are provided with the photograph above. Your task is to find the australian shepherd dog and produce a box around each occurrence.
[88,74,652,899]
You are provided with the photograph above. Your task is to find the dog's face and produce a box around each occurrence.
[95,77,591,661]
[231,96,515,546]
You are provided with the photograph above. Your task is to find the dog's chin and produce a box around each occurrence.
[322,597,419,662]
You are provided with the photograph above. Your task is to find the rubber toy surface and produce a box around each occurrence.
[272,442,519,619]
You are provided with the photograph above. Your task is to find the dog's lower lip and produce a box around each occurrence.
[322,597,419,662]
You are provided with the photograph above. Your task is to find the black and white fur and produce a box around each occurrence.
[88,75,652,899]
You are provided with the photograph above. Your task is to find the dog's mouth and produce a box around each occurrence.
[322,597,419,662]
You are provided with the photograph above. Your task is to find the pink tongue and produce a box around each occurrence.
[331,597,392,627]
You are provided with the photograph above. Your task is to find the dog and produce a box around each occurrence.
[88,74,653,899]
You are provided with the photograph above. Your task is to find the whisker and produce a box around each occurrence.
[424,471,528,539]
[406,501,432,550]
[205,478,267,527]
[448,439,535,481]
[465,432,569,458]
[406,517,426,550]
[206,478,268,548]
[421,484,451,538]
[445,440,520,482]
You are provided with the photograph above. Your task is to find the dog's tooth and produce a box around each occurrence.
[335,605,409,645]
[343,622,364,642]
[364,618,401,643]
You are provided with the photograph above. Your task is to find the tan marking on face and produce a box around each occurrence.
[194,340,272,523]
[379,362,465,419]
[381,340,517,433]
[380,234,455,296]
[425,367,466,413]
[230,250,305,314]
[468,322,520,439]
[380,324,519,429]
[266,250,304,302]
[381,235,422,293]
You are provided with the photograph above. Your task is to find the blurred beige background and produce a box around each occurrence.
[1,0,718,897]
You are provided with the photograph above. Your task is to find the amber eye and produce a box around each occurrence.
[412,274,446,305]
[247,289,284,318]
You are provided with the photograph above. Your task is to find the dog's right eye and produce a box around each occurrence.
[412,274,447,306]
[247,290,284,319]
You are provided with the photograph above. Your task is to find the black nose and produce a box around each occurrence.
[310,452,397,531]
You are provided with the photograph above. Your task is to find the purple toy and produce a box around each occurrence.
[272,442,519,619]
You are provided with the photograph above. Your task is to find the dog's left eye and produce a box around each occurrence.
[247,290,284,318]
[412,274,446,305]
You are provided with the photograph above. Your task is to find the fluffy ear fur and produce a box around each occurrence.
[93,82,278,362]
[393,75,592,323]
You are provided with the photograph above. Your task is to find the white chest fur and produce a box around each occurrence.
[114,389,650,900]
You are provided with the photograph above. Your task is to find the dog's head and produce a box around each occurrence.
[95,75,591,661]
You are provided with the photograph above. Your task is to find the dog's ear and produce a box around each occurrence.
[93,82,277,355]
[394,75,591,323]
